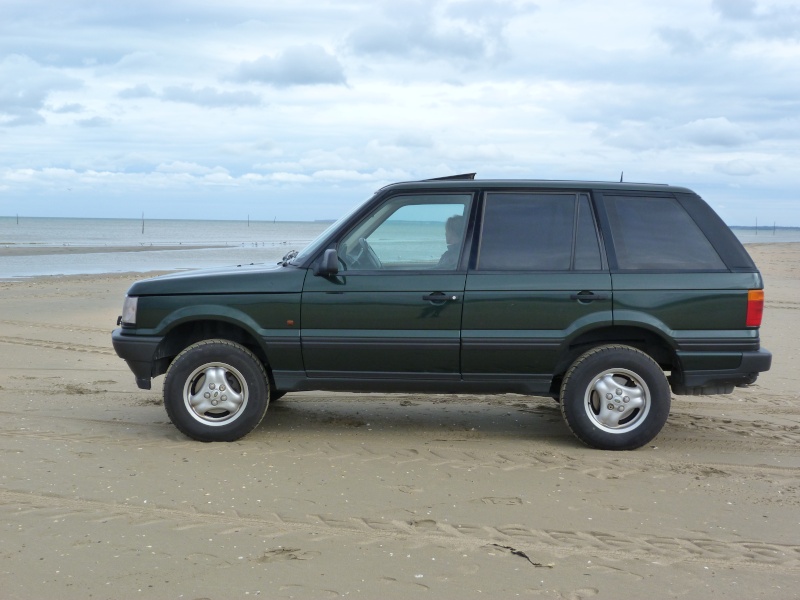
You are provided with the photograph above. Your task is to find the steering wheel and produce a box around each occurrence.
[349,237,382,269]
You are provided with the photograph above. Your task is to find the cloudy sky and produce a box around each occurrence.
[1,0,799,224]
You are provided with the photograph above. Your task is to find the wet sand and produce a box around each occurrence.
[0,243,797,599]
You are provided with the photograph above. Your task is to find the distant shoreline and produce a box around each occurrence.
[729,225,800,230]
[0,215,337,224]
[0,244,227,257]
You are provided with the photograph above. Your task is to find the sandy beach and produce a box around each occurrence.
[0,243,797,599]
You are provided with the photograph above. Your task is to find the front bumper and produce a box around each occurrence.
[111,328,163,390]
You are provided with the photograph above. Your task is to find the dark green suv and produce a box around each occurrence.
[112,176,771,450]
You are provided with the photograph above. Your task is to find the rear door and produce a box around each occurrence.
[461,191,612,391]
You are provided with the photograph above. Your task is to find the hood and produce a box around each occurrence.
[127,263,307,296]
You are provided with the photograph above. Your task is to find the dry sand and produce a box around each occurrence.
[0,244,797,599]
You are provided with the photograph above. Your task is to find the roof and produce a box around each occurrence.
[378,177,693,195]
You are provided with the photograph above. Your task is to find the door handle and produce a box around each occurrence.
[570,291,609,302]
[423,292,459,303]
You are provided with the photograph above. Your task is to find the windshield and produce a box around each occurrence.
[289,195,374,265]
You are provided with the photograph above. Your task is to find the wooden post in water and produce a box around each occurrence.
[141,212,144,234]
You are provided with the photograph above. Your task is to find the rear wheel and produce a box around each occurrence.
[560,345,670,450]
[163,339,270,442]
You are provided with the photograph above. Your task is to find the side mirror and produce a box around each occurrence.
[314,248,339,276]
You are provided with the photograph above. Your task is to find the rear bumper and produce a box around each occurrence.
[111,328,162,390]
[671,348,772,395]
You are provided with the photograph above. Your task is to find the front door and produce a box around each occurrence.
[301,193,473,380]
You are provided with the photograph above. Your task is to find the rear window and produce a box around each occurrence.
[603,195,726,270]
[478,193,602,271]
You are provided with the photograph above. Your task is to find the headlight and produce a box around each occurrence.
[121,296,138,326]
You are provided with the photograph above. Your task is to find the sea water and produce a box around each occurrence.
[0,217,330,279]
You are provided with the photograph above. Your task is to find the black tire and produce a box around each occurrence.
[560,345,671,450]
[163,339,270,442]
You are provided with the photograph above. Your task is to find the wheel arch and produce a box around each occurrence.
[549,325,677,396]
[152,319,274,389]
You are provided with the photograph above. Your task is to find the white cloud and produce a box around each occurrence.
[345,0,523,62]
[312,169,374,182]
[712,0,800,40]
[269,173,313,183]
[678,117,754,147]
[348,19,485,60]
[49,103,84,113]
[393,133,434,148]
[0,54,81,126]
[0,109,45,127]
[656,26,705,55]
[202,171,236,185]
[118,84,157,99]
[161,86,261,107]
[232,45,346,87]
[156,161,217,175]
[716,158,758,176]
[77,116,112,128]
[712,0,756,20]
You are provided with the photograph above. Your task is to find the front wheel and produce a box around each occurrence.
[560,345,671,450]
[163,340,270,442]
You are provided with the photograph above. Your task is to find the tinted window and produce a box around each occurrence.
[479,193,602,271]
[603,195,726,270]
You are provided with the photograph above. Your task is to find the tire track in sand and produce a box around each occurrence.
[1,425,798,486]
[0,335,114,356]
[1,489,798,571]
[0,319,109,334]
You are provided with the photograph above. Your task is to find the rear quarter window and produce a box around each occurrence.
[603,195,726,270]
[478,193,603,271]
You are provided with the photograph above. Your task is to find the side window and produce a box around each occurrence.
[478,192,602,271]
[339,194,471,270]
[603,195,726,270]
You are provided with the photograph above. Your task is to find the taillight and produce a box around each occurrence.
[746,290,764,327]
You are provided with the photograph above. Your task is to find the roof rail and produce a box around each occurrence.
[424,173,476,181]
